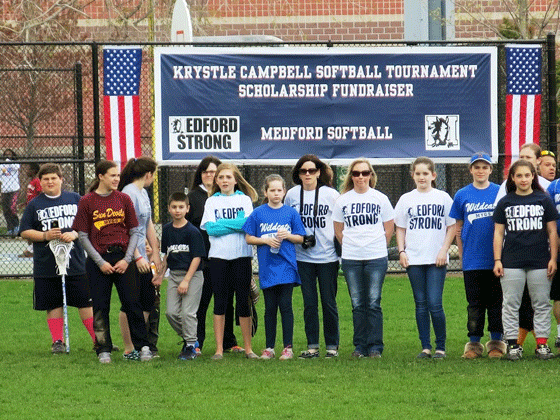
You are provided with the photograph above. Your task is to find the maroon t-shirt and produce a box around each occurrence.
[72,190,138,255]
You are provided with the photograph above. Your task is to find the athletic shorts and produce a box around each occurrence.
[120,269,155,313]
[33,274,92,311]
[550,269,560,301]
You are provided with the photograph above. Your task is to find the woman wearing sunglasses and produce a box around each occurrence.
[332,158,395,358]
[285,155,341,358]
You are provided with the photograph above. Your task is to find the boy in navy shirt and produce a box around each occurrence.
[152,192,206,360]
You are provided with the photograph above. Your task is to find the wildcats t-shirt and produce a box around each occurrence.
[332,188,395,261]
[493,190,558,269]
[450,183,499,271]
[394,188,455,265]
[161,222,206,271]
[19,192,86,277]
[242,204,306,289]
[72,190,138,255]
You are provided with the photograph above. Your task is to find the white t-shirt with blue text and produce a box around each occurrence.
[332,188,395,261]
[394,188,455,266]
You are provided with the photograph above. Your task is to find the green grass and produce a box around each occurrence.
[1,275,558,419]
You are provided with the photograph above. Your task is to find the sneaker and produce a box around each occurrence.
[152,351,160,358]
[279,347,294,360]
[505,344,523,361]
[51,340,65,354]
[535,344,554,360]
[555,336,560,348]
[98,352,111,364]
[260,348,275,360]
[350,350,364,359]
[369,350,382,358]
[123,350,140,361]
[325,350,339,358]
[245,352,259,359]
[140,346,153,362]
[432,350,446,359]
[417,350,432,359]
[195,347,201,356]
[178,345,197,361]
[224,345,245,353]
[299,349,320,359]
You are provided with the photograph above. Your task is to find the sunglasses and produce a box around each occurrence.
[541,150,556,158]
[351,170,372,177]
[299,168,318,175]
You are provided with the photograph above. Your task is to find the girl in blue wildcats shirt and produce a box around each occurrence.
[243,174,306,360]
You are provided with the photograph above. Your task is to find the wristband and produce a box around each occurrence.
[494,259,501,261]
[43,232,47,241]
[135,256,143,262]
[399,250,405,254]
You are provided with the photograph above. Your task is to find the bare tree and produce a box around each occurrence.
[454,0,560,39]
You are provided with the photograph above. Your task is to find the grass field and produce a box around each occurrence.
[1,274,559,419]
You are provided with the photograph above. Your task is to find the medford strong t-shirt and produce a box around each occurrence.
[493,190,558,269]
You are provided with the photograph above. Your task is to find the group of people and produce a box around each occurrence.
[21,144,560,362]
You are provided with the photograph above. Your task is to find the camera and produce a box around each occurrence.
[301,234,316,249]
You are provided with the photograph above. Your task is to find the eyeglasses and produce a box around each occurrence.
[299,168,318,175]
[351,170,372,177]
[541,150,556,158]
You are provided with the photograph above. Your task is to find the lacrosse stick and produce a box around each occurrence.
[49,239,74,354]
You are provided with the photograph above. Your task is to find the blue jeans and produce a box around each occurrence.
[407,265,447,351]
[341,257,387,354]
[298,261,339,350]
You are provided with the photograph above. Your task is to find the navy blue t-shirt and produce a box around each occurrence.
[19,192,86,277]
[161,221,206,271]
[493,190,559,269]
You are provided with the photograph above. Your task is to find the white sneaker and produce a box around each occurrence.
[140,346,153,362]
[279,347,294,360]
[260,348,275,360]
[98,352,111,364]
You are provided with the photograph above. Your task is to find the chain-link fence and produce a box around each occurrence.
[0,39,556,276]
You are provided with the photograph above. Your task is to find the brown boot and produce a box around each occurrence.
[486,340,507,358]
[462,342,484,359]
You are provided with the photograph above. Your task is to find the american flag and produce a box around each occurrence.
[504,44,542,176]
[103,47,142,167]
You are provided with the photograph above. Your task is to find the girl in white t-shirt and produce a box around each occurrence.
[200,163,259,360]
[332,158,395,358]
[394,157,455,359]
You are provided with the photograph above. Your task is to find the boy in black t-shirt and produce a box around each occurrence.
[152,192,206,360]
[19,163,96,354]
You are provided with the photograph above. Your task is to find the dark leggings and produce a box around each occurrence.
[87,253,150,354]
[196,264,238,350]
[209,257,252,318]
[263,283,294,349]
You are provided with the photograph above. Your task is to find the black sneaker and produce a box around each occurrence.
[555,336,560,348]
[505,344,523,361]
[535,344,554,360]
[178,345,197,361]
[299,349,320,359]
[52,340,65,354]
[123,350,140,361]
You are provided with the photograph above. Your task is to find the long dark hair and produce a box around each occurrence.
[191,155,222,190]
[118,157,157,191]
[505,159,543,193]
[89,160,118,192]
[291,154,333,187]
